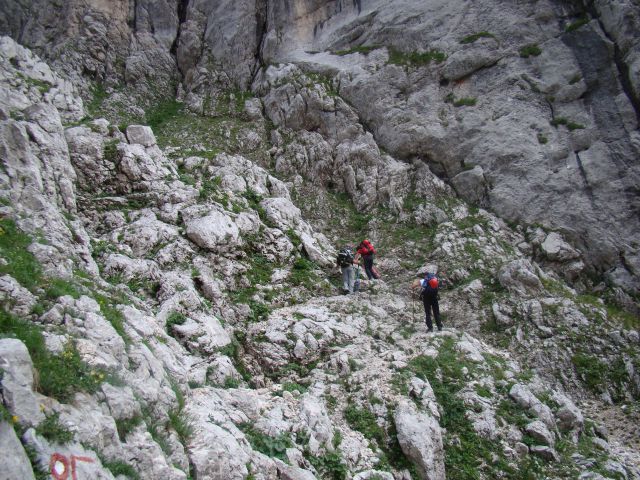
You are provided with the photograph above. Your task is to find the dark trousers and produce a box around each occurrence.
[363,254,374,280]
[422,294,442,330]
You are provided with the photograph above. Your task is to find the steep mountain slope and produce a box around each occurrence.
[1,35,639,480]
[2,0,639,297]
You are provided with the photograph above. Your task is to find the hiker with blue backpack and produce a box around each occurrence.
[420,271,442,332]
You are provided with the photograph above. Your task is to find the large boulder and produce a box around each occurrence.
[393,400,445,480]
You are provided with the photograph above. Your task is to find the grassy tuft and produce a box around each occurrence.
[145,98,184,130]
[565,16,589,33]
[460,32,496,44]
[388,48,447,66]
[520,44,542,58]
[36,412,74,444]
[239,423,293,462]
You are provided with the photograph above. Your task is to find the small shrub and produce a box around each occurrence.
[569,73,582,85]
[240,423,293,462]
[166,311,187,334]
[305,450,348,480]
[460,31,496,44]
[282,382,308,394]
[537,133,548,144]
[520,44,542,58]
[223,376,240,388]
[101,459,140,480]
[344,405,385,446]
[36,412,74,444]
[550,117,568,127]
[199,175,222,200]
[116,415,143,441]
[103,140,119,163]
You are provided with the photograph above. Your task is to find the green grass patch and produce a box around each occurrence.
[520,44,542,58]
[460,32,496,44]
[344,404,385,446]
[168,407,194,445]
[0,309,116,403]
[87,83,108,116]
[145,98,184,130]
[239,423,293,462]
[388,48,447,66]
[116,415,143,441]
[100,458,140,480]
[92,291,131,343]
[453,97,477,107]
[282,382,308,394]
[166,311,187,335]
[36,412,74,444]
[305,450,348,480]
[565,16,589,33]
[0,218,43,290]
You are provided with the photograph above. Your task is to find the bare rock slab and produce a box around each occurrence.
[394,400,445,480]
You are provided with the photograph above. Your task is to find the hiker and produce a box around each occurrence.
[420,271,442,332]
[355,239,378,280]
[336,246,356,294]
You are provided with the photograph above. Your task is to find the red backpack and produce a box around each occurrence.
[359,240,376,255]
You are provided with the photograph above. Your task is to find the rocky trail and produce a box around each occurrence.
[1,5,640,478]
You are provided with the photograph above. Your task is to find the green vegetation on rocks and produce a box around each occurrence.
[460,32,497,44]
[388,48,446,66]
[520,44,542,58]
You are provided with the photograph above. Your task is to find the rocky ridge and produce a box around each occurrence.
[0,18,639,480]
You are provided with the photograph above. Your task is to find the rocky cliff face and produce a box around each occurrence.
[0,2,639,480]
[2,0,639,294]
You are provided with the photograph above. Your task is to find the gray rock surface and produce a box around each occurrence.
[394,400,445,480]
[0,421,35,480]
[0,339,45,427]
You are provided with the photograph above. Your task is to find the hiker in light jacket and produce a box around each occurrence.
[355,239,377,280]
[336,246,356,294]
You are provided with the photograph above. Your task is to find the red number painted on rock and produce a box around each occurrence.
[49,453,95,480]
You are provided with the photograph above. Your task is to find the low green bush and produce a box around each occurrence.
[36,412,74,444]
[239,423,293,462]
[520,44,542,58]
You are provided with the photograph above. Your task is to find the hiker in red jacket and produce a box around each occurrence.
[355,239,378,280]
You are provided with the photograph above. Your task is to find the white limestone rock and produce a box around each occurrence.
[0,339,45,427]
[0,421,36,480]
[525,420,555,447]
[393,400,445,480]
[0,274,36,316]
